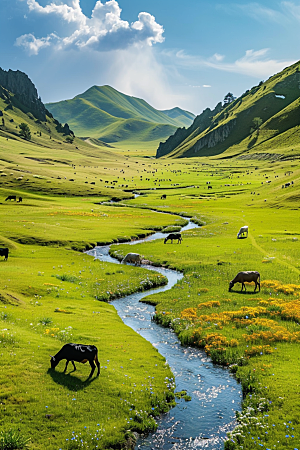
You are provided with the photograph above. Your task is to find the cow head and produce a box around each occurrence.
[50,355,58,369]
[229,281,234,292]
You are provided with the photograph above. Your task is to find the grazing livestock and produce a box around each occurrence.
[208,185,212,189]
[50,343,100,378]
[161,194,167,200]
[18,197,22,203]
[237,225,248,239]
[229,271,260,292]
[0,247,9,260]
[5,195,16,201]
[164,233,182,244]
[121,252,142,265]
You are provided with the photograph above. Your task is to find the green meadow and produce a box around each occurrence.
[1,131,300,449]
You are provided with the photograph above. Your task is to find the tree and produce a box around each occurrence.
[19,123,31,140]
[250,117,263,134]
[223,92,236,106]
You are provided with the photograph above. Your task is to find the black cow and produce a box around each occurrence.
[0,248,9,261]
[50,343,100,379]
[161,194,167,199]
[5,195,17,201]
[164,233,182,244]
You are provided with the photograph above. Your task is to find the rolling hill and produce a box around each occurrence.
[46,85,195,145]
[156,60,300,159]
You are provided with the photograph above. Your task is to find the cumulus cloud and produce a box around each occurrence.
[173,48,296,78]
[15,32,59,55]
[16,0,164,54]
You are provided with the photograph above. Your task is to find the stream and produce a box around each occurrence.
[86,219,242,449]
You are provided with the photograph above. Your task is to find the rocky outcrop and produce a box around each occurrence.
[0,68,47,121]
[191,119,236,154]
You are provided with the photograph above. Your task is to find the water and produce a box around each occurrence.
[87,221,241,449]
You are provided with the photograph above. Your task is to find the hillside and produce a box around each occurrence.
[46,85,195,145]
[156,60,300,159]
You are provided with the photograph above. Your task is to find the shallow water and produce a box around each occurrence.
[87,221,241,449]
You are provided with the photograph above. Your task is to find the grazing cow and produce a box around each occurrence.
[208,185,212,189]
[50,343,100,379]
[237,225,248,239]
[229,271,260,292]
[121,252,142,265]
[5,195,16,201]
[0,248,9,261]
[164,233,182,244]
[161,194,167,200]
[18,197,22,203]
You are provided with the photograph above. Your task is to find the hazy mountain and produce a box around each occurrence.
[46,85,195,145]
[156,60,300,159]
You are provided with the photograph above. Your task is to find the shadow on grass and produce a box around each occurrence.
[237,236,248,240]
[47,368,98,391]
[229,290,260,295]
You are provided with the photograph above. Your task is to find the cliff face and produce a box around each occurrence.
[191,119,236,155]
[156,103,222,158]
[0,68,48,121]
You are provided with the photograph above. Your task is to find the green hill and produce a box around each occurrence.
[156,60,300,159]
[46,85,195,145]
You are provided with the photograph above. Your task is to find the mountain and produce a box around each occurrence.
[0,68,77,146]
[156,60,300,159]
[160,107,195,127]
[46,85,195,145]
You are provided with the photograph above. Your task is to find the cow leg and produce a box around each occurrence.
[241,282,245,292]
[88,360,96,378]
[95,358,100,376]
[64,360,69,373]
[71,361,76,371]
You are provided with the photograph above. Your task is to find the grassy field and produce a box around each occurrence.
[1,132,300,449]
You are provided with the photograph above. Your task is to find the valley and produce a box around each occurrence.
[0,64,300,450]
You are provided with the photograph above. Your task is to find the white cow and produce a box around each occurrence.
[121,253,142,265]
[237,225,248,239]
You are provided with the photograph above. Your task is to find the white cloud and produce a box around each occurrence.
[282,1,300,20]
[217,1,300,24]
[15,32,58,55]
[173,48,296,78]
[203,85,211,88]
[16,0,164,54]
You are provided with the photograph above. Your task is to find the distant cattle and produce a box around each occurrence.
[208,185,212,189]
[161,194,167,200]
[164,233,182,244]
[18,197,22,203]
[50,343,100,379]
[121,253,142,265]
[5,195,16,201]
[237,225,248,239]
[0,248,9,261]
[229,271,260,292]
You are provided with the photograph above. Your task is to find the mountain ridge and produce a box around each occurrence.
[156,60,300,159]
[46,85,195,145]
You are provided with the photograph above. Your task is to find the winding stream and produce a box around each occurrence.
[86,220,241,449]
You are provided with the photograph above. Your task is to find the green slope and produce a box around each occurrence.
[157,60,300,159]
[46,85,194,145]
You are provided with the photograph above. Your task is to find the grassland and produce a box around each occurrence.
[1,130,300,449]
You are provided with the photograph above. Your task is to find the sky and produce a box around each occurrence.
[0,0,299,114]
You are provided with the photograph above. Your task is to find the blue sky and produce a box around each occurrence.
[0,0,299,114]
